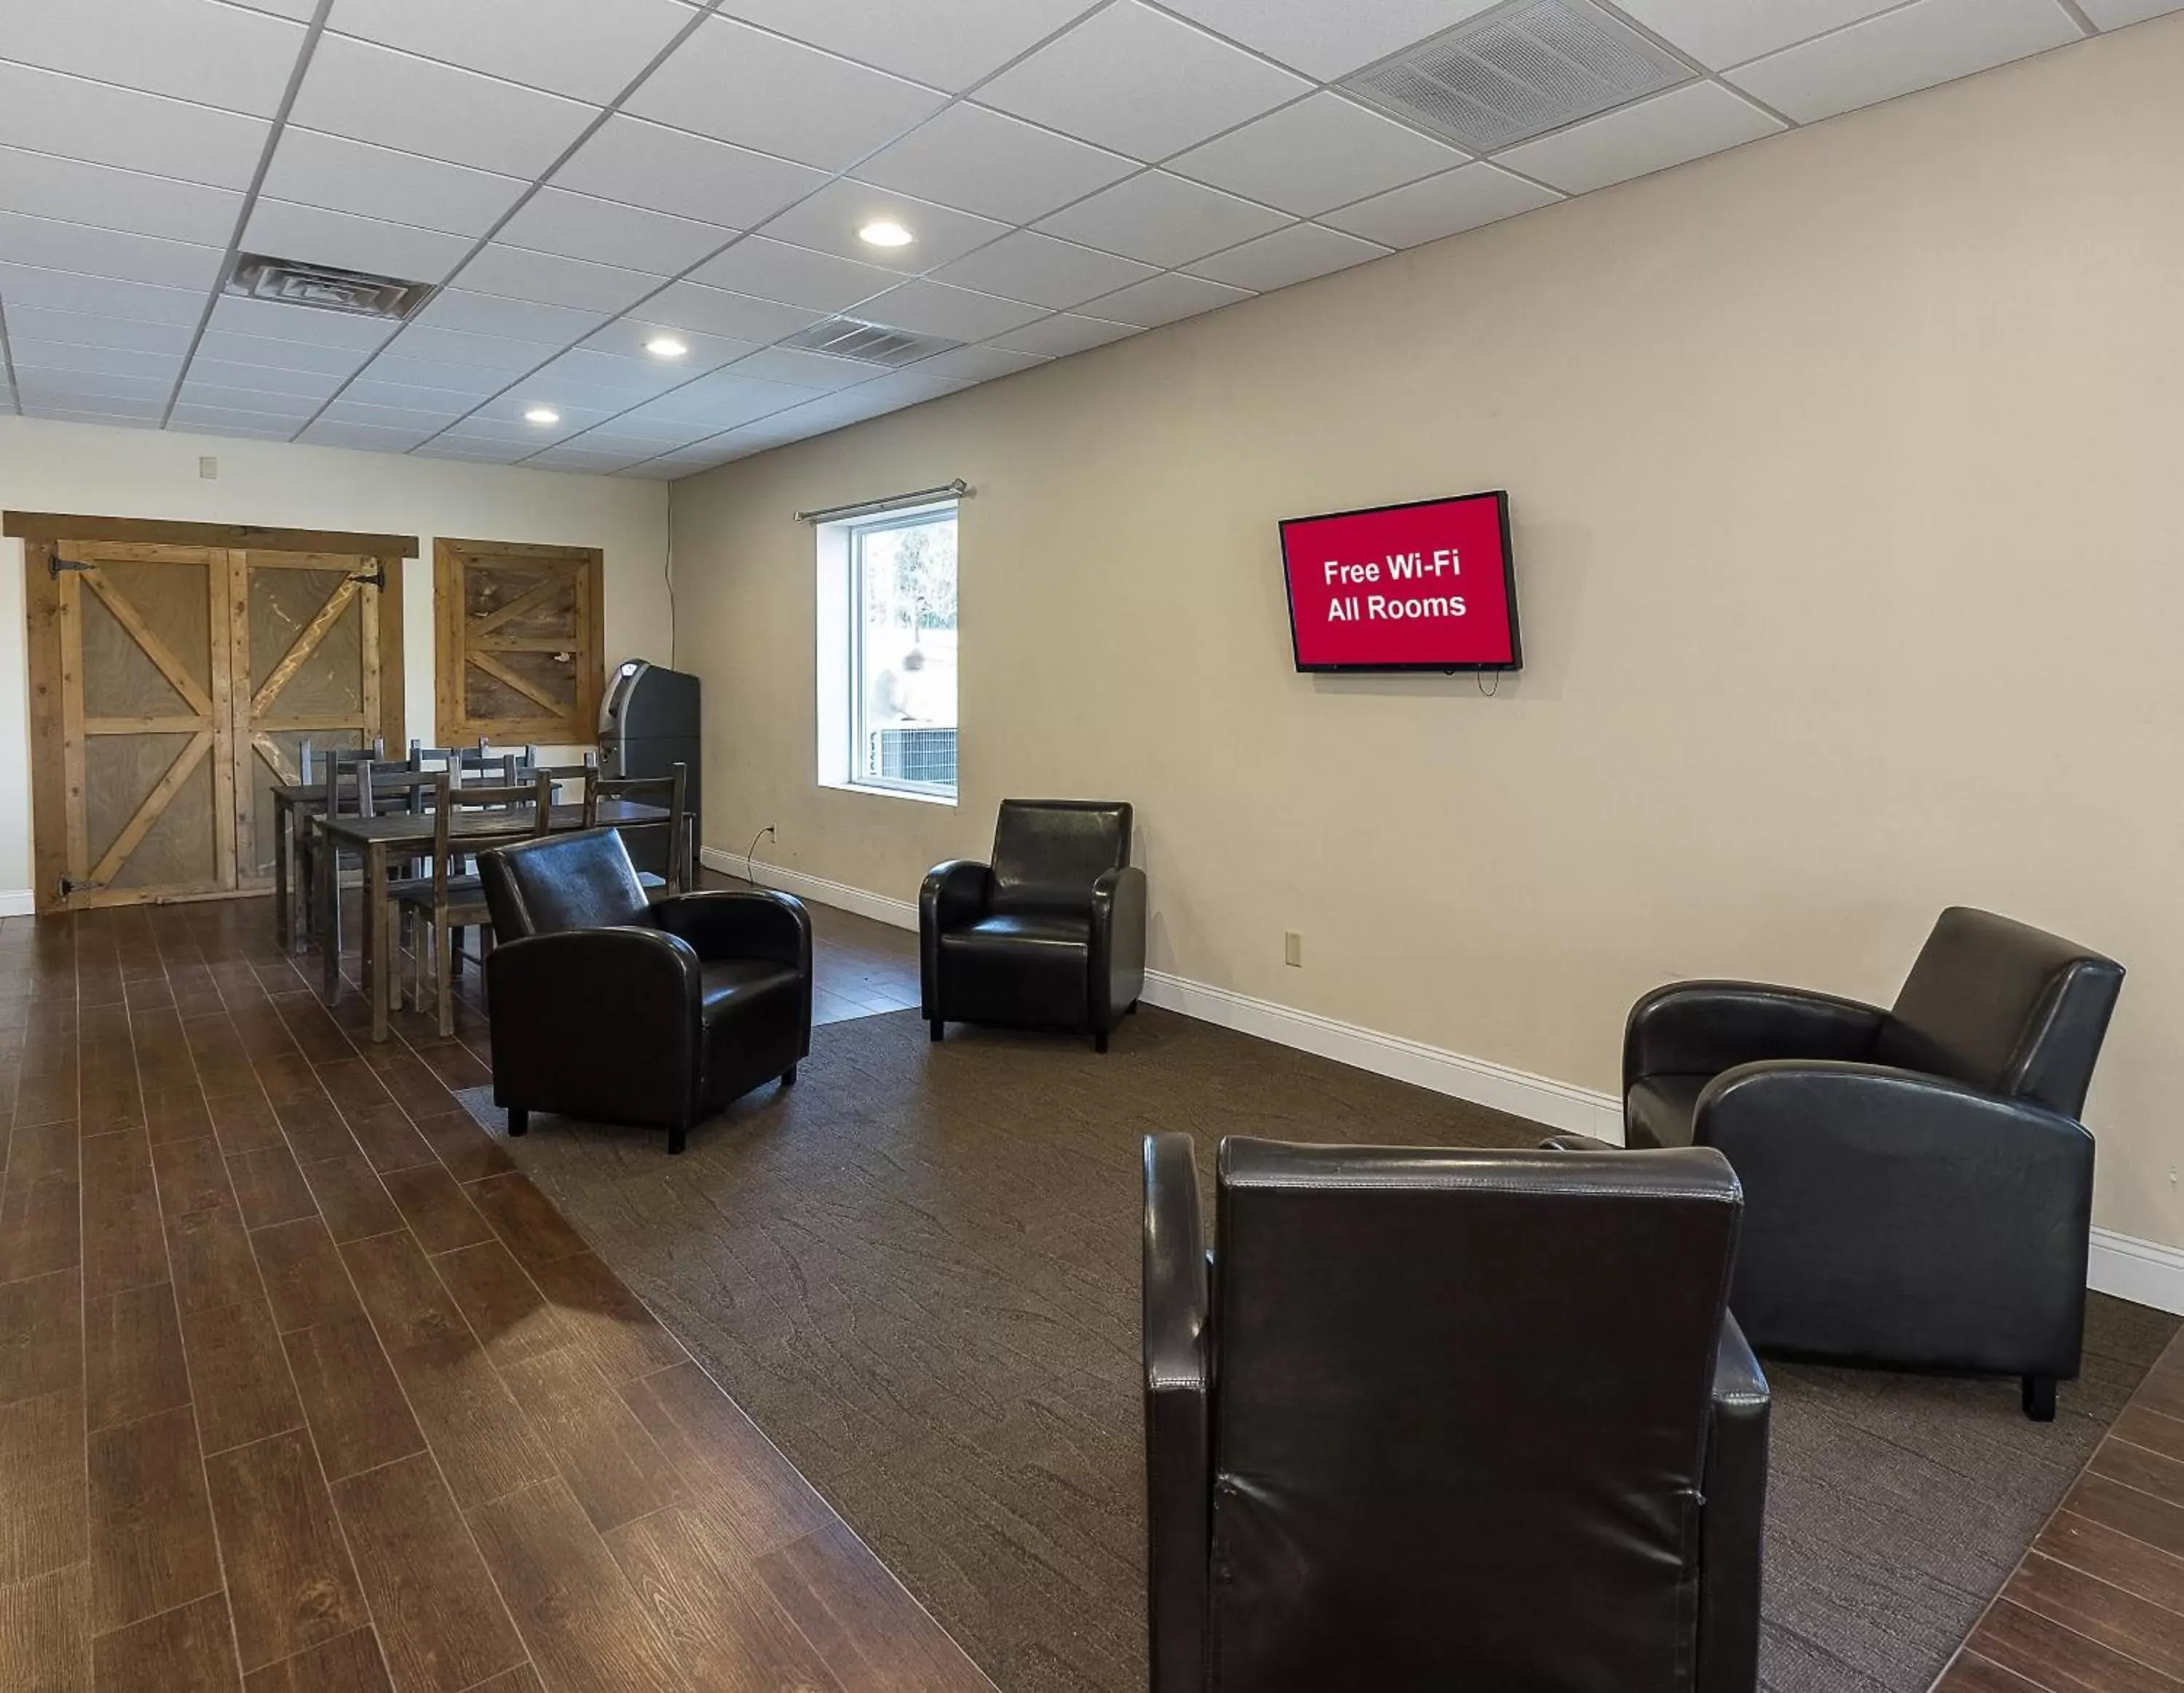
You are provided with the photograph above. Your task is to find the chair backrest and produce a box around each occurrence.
[478,828,651,942]
[323,746,403,817]
[1206,1140,1742,1692]
[596,761,689,891]
[429,774,549,896]
[988,799,1131,915]
[1873,906,2124,1117]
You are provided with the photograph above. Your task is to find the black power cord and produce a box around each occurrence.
[743,824,775,887]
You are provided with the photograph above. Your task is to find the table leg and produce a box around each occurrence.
[273,796,293,950]
[320,824,342,1002]
[366,841,390,1044]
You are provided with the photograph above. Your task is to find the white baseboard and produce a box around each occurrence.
[0,889,34,918]
[708,846,2184,1315]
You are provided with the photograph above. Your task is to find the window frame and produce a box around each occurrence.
[816,499,959,806]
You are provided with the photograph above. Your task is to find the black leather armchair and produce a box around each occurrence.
[1625,906,2123,1419]
[478,829,812,1155]
[922,799,1146,1051]
[1143,1134,1768,1693]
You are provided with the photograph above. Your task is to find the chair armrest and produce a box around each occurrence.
[1625,981,1886,1089]
[1090,864,1148,1028]
[1142,1133,1210,1693]
[1699,1314,1769,1693]
[484,928,702,1124]
[920,860,992,1018]
[1539,1132,1622,1152]
[648,889,811,973]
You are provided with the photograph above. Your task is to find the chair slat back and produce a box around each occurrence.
[596,761,689,892]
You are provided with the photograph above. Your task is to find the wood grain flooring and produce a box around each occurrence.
[0,898,988,1693]
[1935,1327,2184,1692]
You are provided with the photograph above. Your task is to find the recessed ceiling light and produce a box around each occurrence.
[523,406,561,425]
[858,220,914,249]
[644,335,689,360]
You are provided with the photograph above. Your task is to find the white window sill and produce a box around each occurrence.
[822,778,957,808]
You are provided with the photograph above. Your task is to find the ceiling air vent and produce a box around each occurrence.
[783,316,962,368]
[1340,0,1692,156]
[223,252,432,320]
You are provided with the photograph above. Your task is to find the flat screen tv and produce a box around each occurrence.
[1280,490,1520,673]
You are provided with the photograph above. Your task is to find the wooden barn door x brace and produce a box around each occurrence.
[10,514,417,914]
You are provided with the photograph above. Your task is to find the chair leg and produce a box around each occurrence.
[507,1107,527,1137]
[1094,1028,1109,1054]
[2022,1374,2057,1422]
[1125,999,1140,1015]
[780,1065,797,1086]
[435,917,455,1039]
[929,1020,943,1042]
[668,1121,689,1156]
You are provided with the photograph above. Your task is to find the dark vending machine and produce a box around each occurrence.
[598,659,700,877]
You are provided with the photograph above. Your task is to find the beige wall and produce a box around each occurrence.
[1,413,672,903]
[680,18,2184,1246]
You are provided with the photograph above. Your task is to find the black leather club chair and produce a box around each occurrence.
[478,829,812,1155]
[921,799,1147,1051]
[1143,1134,1769,1693]
[1624,906,2124,1420]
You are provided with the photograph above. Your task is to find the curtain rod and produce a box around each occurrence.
[796,480,970,525]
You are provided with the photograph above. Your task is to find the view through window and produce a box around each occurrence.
[849,504,957,798]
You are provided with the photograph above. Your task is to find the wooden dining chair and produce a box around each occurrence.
[393,770,551,1036]
[595,761,689,893]
[300,744,405,956]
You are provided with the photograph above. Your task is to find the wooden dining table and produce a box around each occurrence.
[270,770,444,951]
[309,798,672,1043]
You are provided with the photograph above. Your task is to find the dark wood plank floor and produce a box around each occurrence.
[1934,1326,2184,1692]
[0,897,986,1693]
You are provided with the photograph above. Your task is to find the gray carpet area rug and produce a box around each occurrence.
[469,1006,2177,1693]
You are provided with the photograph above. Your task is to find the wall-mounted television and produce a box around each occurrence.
[1280,490,1520,673]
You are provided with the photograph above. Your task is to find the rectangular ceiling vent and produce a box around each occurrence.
[223,252,432,320]
[783,316,962,368]
[1340,0,1692,156]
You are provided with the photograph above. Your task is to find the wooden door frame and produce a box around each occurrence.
[433,536,606,745]
[12,512,419,913]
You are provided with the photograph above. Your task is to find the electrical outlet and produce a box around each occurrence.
[198,456,218,480]
[1283,931,1302,968]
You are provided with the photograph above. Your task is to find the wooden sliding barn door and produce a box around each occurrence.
[14,513,415,913]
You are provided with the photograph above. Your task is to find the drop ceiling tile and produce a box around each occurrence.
[524,443,654,473]
[858,105,1138,226]
[22,403,165,426]
[413,437,534,462]
[987,312,1142,357]
[496,189,732,274]
[1168,92,1468,218]
[617,370,810,426]
[4,307,199,354]
[298,417,437,450]
[1492,82,1783,195]
[229,0,318,18]
[168,406,300,437]
[174,381,321,416]
[1725,0,2084,123]
[1609,1,1904,70]
[0,148,245,246]
[408,287,609,344]
[3,0,307,117]
[208,292,404,348]
[1186,222,1388,291]
[1078,271,1251,328]
[194,329,377,374]
[576,416,724,448]
[711,0,1092,92]
[858,279,1048,342]
[442,409,605,445]
[529,347,695,400]
[290,34,599,180]
[909,344,1051,383]
[350,355,513,397]
[262,128,526,236]
[9,340,185,382]
[931,231,1156,310]
[319,394,472,427]
[1159,0,1506,79]
[1034,170,1290,268]
[454,244,665,314]
[0,63,271,189]
[580,317,759,368]
[724,346,879,392]
[0,263,205,325]
[183,357,350,397]
[626,17,946,172]
[2081,0,2184,23]
[684,237,898,312]
[978,2,1312,162]
[551,115,828,229]
[643,280,826,342]
[1320,161,1561,247]
[827,368,970,413]
[0,210,223,292]
[756,181,1011,273]
[244,199,475,283]
[379,322,562,372]
[326,0,698,103]
[612,461,687,478]
[15,368,175,403]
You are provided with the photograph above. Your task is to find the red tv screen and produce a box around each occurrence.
[1280,491,1520,673]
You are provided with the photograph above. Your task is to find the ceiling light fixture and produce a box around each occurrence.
[858,220,914,249]
[523,406,561,425]
[644,335,689,359]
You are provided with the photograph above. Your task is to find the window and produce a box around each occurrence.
[817,502,958,802]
